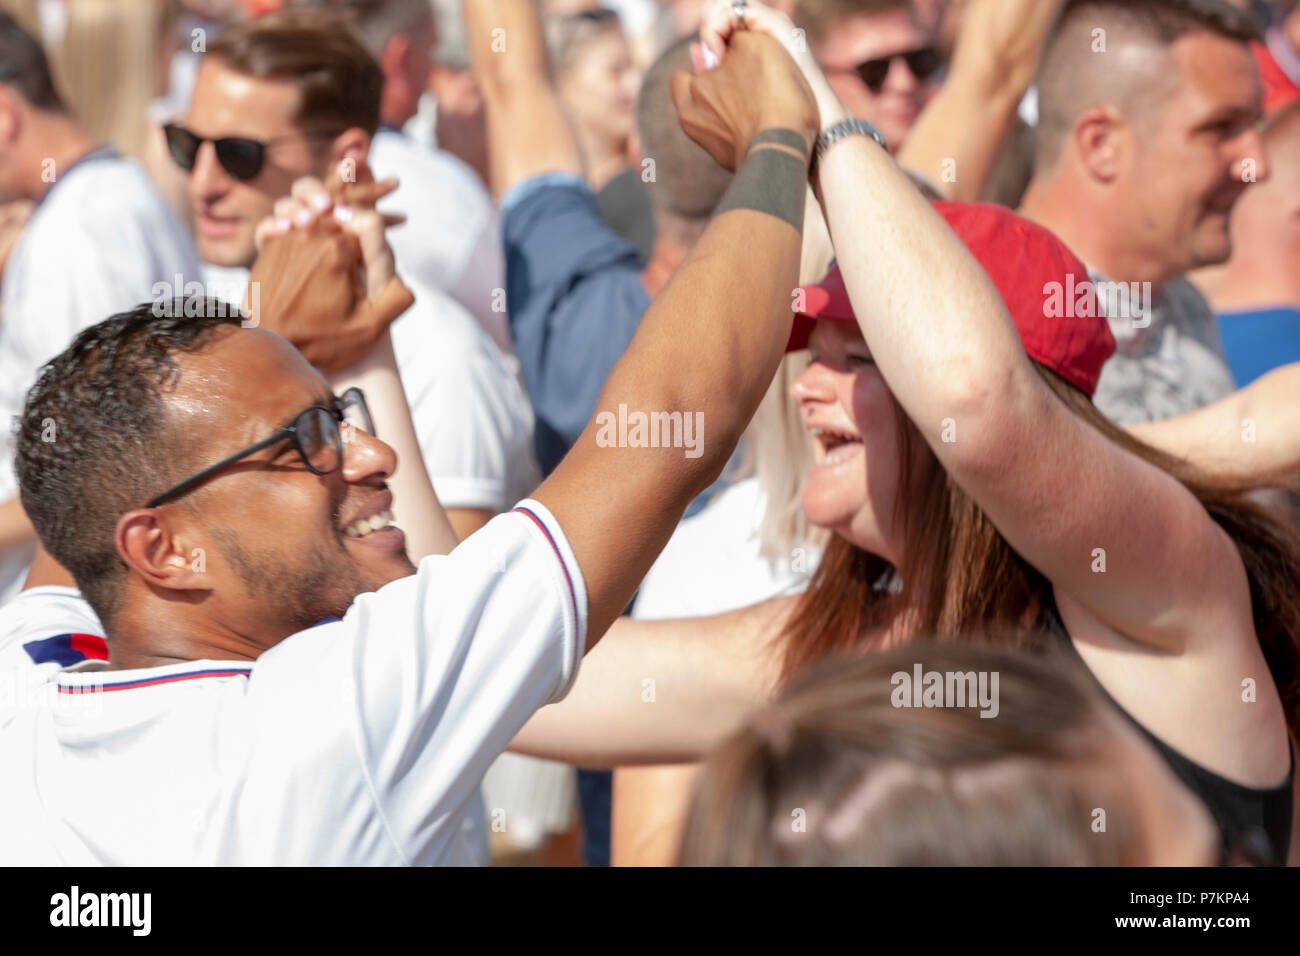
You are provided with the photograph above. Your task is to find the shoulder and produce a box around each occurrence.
[0,586,106,673]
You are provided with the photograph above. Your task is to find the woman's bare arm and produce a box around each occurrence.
[1127,363,1300,483]
[510,595,792,766]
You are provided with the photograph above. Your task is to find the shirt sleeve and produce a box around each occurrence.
[501,176,650,473]
[0,586,107,673]
[245,499,586,863]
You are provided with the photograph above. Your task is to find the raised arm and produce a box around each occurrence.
[510,595,792,766]
[895,0,1063,201]
[530,31,818,644]
[718,13,1249,652]
[1127,363,1300,484]
[464,0,584,199]
[252,177,458,562]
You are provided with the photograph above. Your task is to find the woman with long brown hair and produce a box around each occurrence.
[511,0,1300,864]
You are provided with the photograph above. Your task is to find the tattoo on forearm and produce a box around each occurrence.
[716,131,809,229]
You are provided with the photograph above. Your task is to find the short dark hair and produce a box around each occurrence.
[15,303,242,628]
[1034,0,1262,171]
[208,8,384,136]
[792,0,911,49]
[635,36,733,223]
[0,11,65,112]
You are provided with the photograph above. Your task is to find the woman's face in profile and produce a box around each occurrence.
[791,319,912,563]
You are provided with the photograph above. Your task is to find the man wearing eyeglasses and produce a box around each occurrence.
[792,0,938,152]
[170,8,539,544]
[0,29,822,864]
[0,13,204,608]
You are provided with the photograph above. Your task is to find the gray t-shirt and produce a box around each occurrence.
[1089,268,1236,426]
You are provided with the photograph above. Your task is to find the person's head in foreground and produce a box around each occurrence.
[792,0,938,151]
[679,642,1234,865]
[172,8,382,267]
[15,304,413,658]
[1027,0,1266,284]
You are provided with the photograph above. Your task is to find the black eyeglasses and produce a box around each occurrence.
[162,123,341,182]
[146,388,374,508]
[829,47,941,94]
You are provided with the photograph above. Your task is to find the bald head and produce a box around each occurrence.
[1034,0,1259,173]
[636,36,733,229]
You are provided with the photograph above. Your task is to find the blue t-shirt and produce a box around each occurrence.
[1217,307,1300,386]
[502,174,651,476]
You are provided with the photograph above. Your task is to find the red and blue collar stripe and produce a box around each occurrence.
[57,667,252,694]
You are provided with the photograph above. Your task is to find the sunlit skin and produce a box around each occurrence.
[791,316,1226,864]
[110,329,414,669]
[790,319,916,565]
[1126,33,1268,276]
[182,57,365,268]
[813,7,932,152]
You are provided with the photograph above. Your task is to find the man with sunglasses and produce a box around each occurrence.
[171,8,539,543]
[0,29,821,863]
[792,0,939,152]
[0,14,203,608]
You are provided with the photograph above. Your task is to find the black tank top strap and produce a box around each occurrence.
[1038,595,1294,866]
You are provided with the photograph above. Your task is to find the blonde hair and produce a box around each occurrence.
[733,351,827,564]
[44,0,175,161]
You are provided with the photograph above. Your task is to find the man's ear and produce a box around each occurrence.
[381,32,411,81]
[1072,105,1126,184]
[116,509,212,593]
[0,88,22,147]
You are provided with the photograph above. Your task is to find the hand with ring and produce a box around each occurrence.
[698,0,844,127]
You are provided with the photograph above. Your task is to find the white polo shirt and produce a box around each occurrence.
[0,500,586,865]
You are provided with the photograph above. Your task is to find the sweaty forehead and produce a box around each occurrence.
[187,57,304,140]
[163,328,327,452]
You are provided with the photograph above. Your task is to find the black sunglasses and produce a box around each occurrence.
[146,388,374,508]
[832,47,941,94]
[162,123,340,181]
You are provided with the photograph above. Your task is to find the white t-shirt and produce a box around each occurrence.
[201,263,540,514]
[633,478,818,620]
[0,150,203,604]
[369,129,512,356]
[0,500,586,865]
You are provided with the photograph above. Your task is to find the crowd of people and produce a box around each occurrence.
[0,0,1299,867]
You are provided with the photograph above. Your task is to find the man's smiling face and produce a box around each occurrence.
[182,57,335,268]
[153,327,415,640]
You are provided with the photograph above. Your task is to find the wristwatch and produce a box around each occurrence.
[810,118,888,181]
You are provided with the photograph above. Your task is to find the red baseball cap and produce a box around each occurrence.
[788,201,1117,398]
